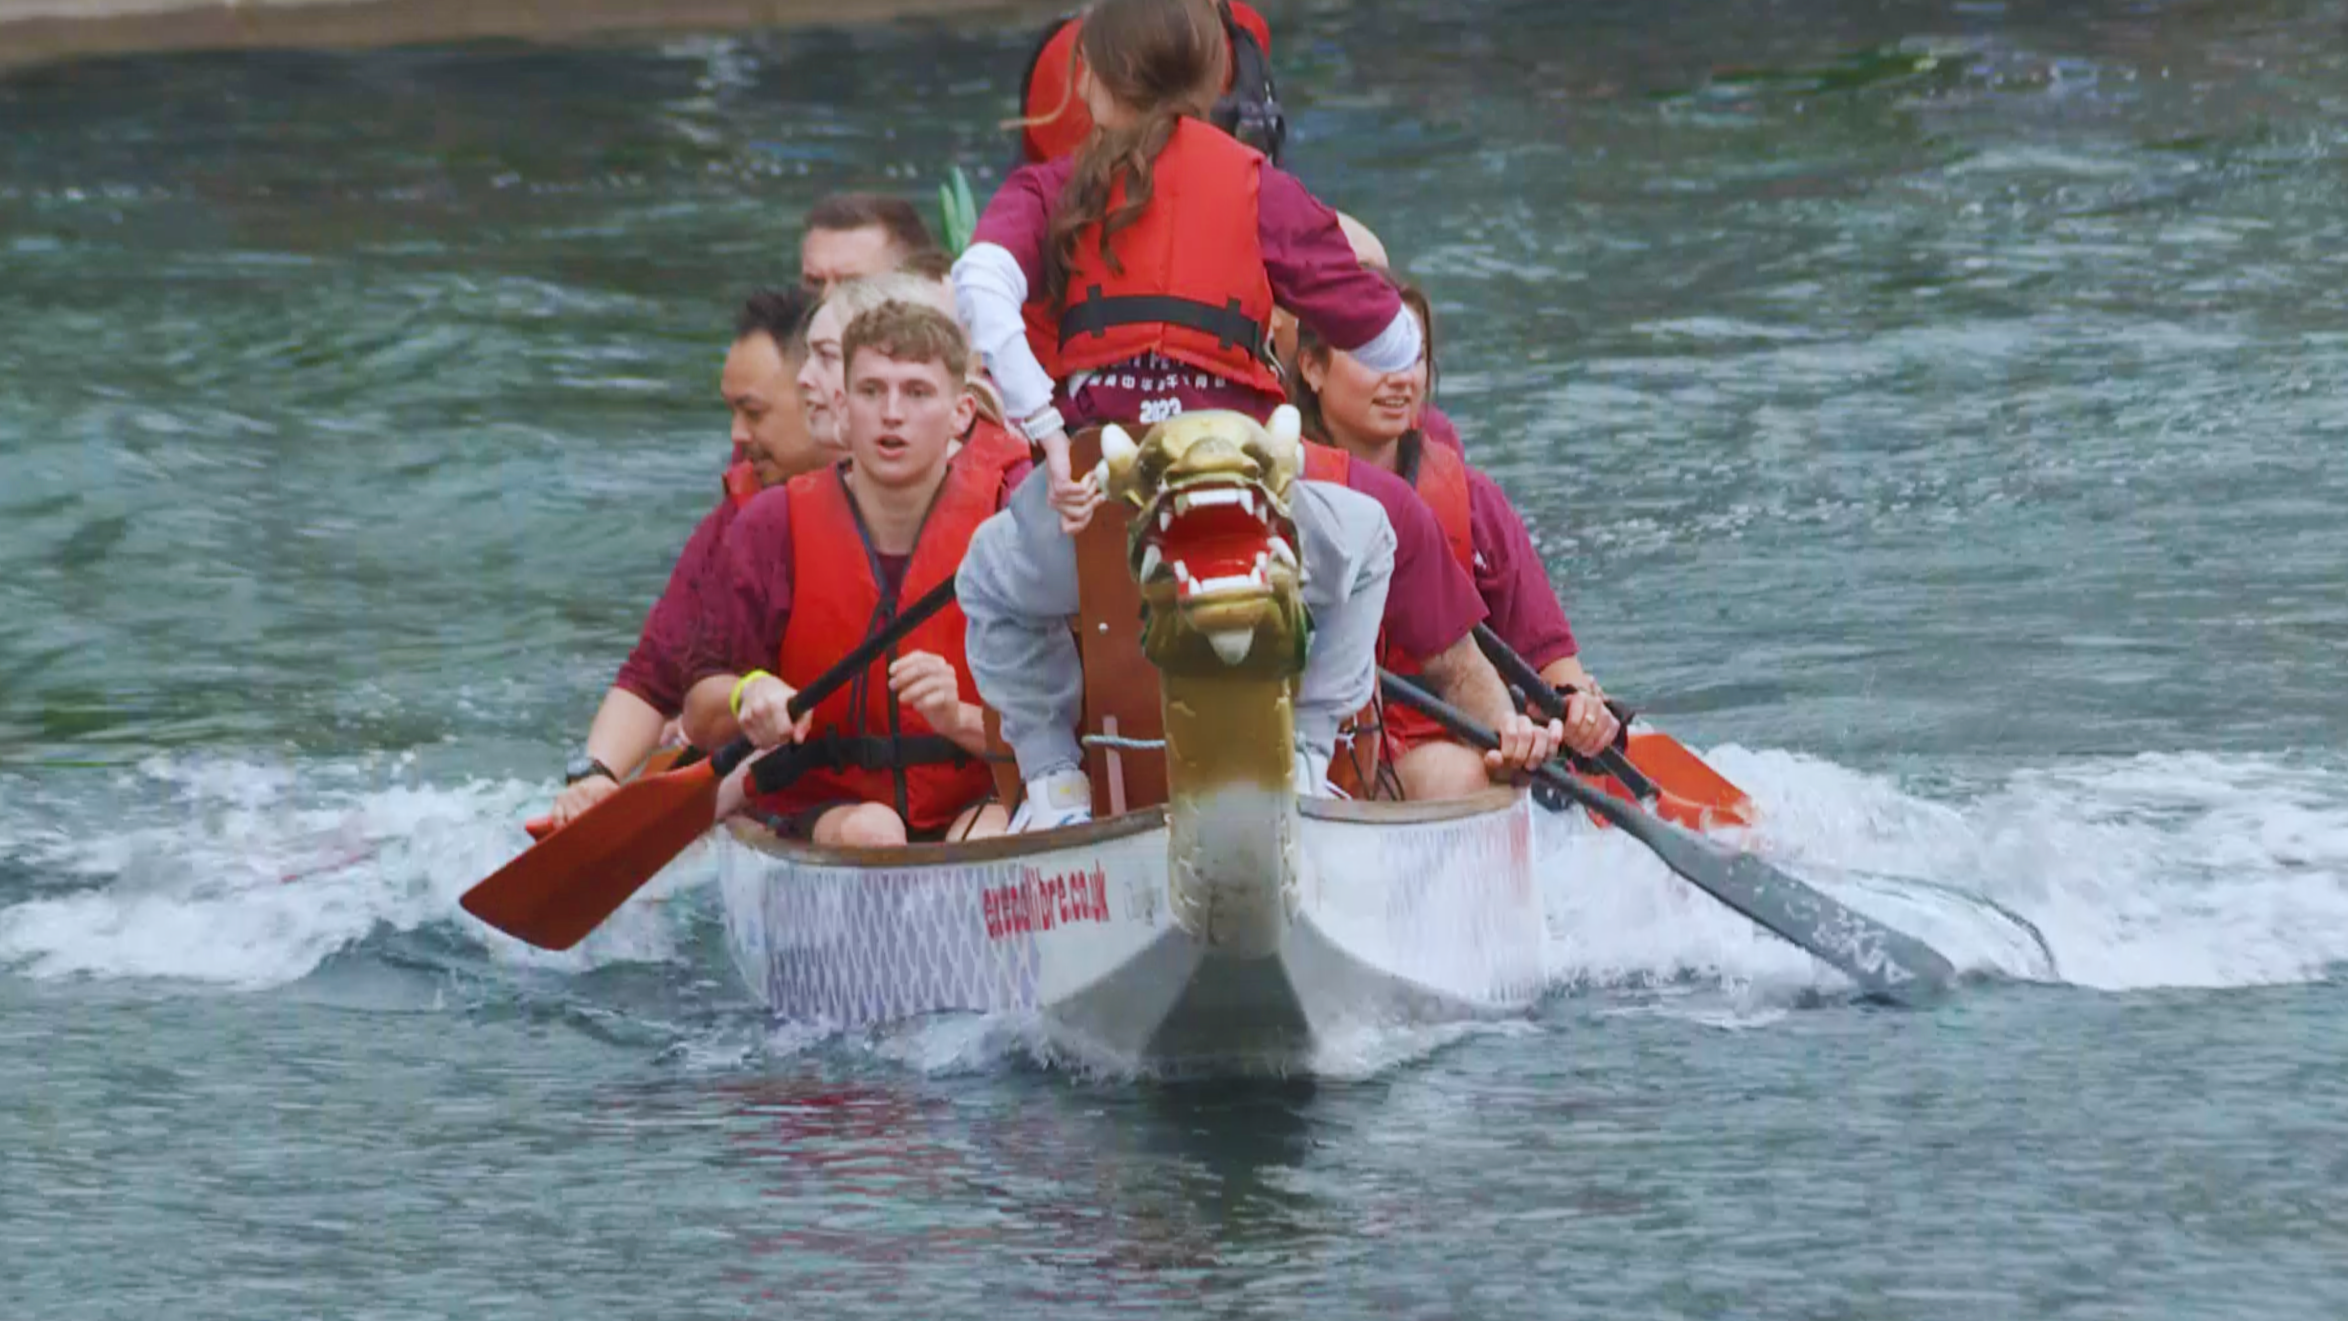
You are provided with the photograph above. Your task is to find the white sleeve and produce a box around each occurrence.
[957,468,1086,780]
[1290,481,1395,760]
[1347,306,1424,376]
[952,242,1059,426]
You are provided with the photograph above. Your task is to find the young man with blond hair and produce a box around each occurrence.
[682,302,1024,847]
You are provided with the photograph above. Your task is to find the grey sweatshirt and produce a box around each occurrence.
[958,468,1396,781]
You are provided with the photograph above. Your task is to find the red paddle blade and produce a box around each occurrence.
[460,759,721,951]
[1579,729,1758,832]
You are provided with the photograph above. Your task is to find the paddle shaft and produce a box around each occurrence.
[1470,623,1660,802]
[1376,668,1954,1004]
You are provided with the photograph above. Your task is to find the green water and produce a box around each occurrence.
[5,2,2348,1315]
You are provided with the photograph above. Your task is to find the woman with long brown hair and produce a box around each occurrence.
[1291,276,1622,801]
[952,0,1420,532]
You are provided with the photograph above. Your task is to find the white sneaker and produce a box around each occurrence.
[1293,749,1338,798]
[1010,768,1093,833]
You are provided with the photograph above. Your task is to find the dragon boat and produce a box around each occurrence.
[713,412,1548,1067]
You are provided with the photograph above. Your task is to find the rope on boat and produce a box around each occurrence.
[1083,734,1166,751]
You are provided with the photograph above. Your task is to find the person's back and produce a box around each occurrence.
[1017,0,1282,165]
[954,0,1419,533]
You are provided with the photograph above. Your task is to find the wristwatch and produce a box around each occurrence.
[564,754,618,786]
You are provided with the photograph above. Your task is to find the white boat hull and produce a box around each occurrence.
[717,789,1546,1067]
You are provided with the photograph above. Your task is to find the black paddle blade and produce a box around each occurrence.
[1375,669,1956,1005]
[1570,781,1956,1004]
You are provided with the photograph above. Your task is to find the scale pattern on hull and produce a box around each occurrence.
[737,861,1043,1023]
[720,797,1547,1044]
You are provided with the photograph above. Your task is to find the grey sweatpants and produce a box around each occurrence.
[958,467,1396,782]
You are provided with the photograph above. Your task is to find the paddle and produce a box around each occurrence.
[1471,623,1756,831]
[461,575,962,951]
[1377,669,1955,1005]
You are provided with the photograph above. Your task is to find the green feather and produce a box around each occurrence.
[936,165,980,255]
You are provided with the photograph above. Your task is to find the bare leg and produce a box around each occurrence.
[811,803,910,848]
[1396,740,1491,801]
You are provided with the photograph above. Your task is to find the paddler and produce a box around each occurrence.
[680,301,1022,846]
[960,408,1565,828]
[1015,0,1284,164]
[800,192,941,295]
[1293,274,1624,799]
[1271,211,1466,457]
[550,287,819,828]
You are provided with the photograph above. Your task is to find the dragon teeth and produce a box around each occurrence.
[1138,544,1162,580]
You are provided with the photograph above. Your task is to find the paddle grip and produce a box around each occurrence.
[1471,624,1654,801]
[1378,668,1608,817]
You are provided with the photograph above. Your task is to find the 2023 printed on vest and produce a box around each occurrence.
[4,2,2346,1316]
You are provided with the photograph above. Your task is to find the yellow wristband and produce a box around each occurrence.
[729,670,773,718]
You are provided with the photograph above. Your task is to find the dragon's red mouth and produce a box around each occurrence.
[1132,480,1297,602]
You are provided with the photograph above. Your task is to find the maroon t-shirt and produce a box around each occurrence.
[1333,459,1486,664]
[974,153,1404,424]
[1463,466,1577,669]
[683,483,798,691]
[611,490,747,716]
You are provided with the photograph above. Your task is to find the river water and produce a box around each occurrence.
[5,0,2347,1315]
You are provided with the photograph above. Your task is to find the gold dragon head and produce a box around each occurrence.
[1097,406,1310,681]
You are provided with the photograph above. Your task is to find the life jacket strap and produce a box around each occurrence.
[1058,285,1267,354]
[749,733,973,795]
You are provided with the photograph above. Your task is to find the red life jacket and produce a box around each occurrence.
[1019,2,1278,164]
[958,415,1030,486]
[755,458,999,832]
[1023,117,1281,396]
[1408,438,1474,574]
[722,459,761,511]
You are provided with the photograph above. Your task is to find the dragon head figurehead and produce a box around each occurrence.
[1099,406,1310,683]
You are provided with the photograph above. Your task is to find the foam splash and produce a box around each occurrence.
[1536,745,2348,999]
[6,747,2345,1043]
[0,754,710,988]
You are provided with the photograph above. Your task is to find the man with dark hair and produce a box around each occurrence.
[548,285,823,827]
[801,193,940,294]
